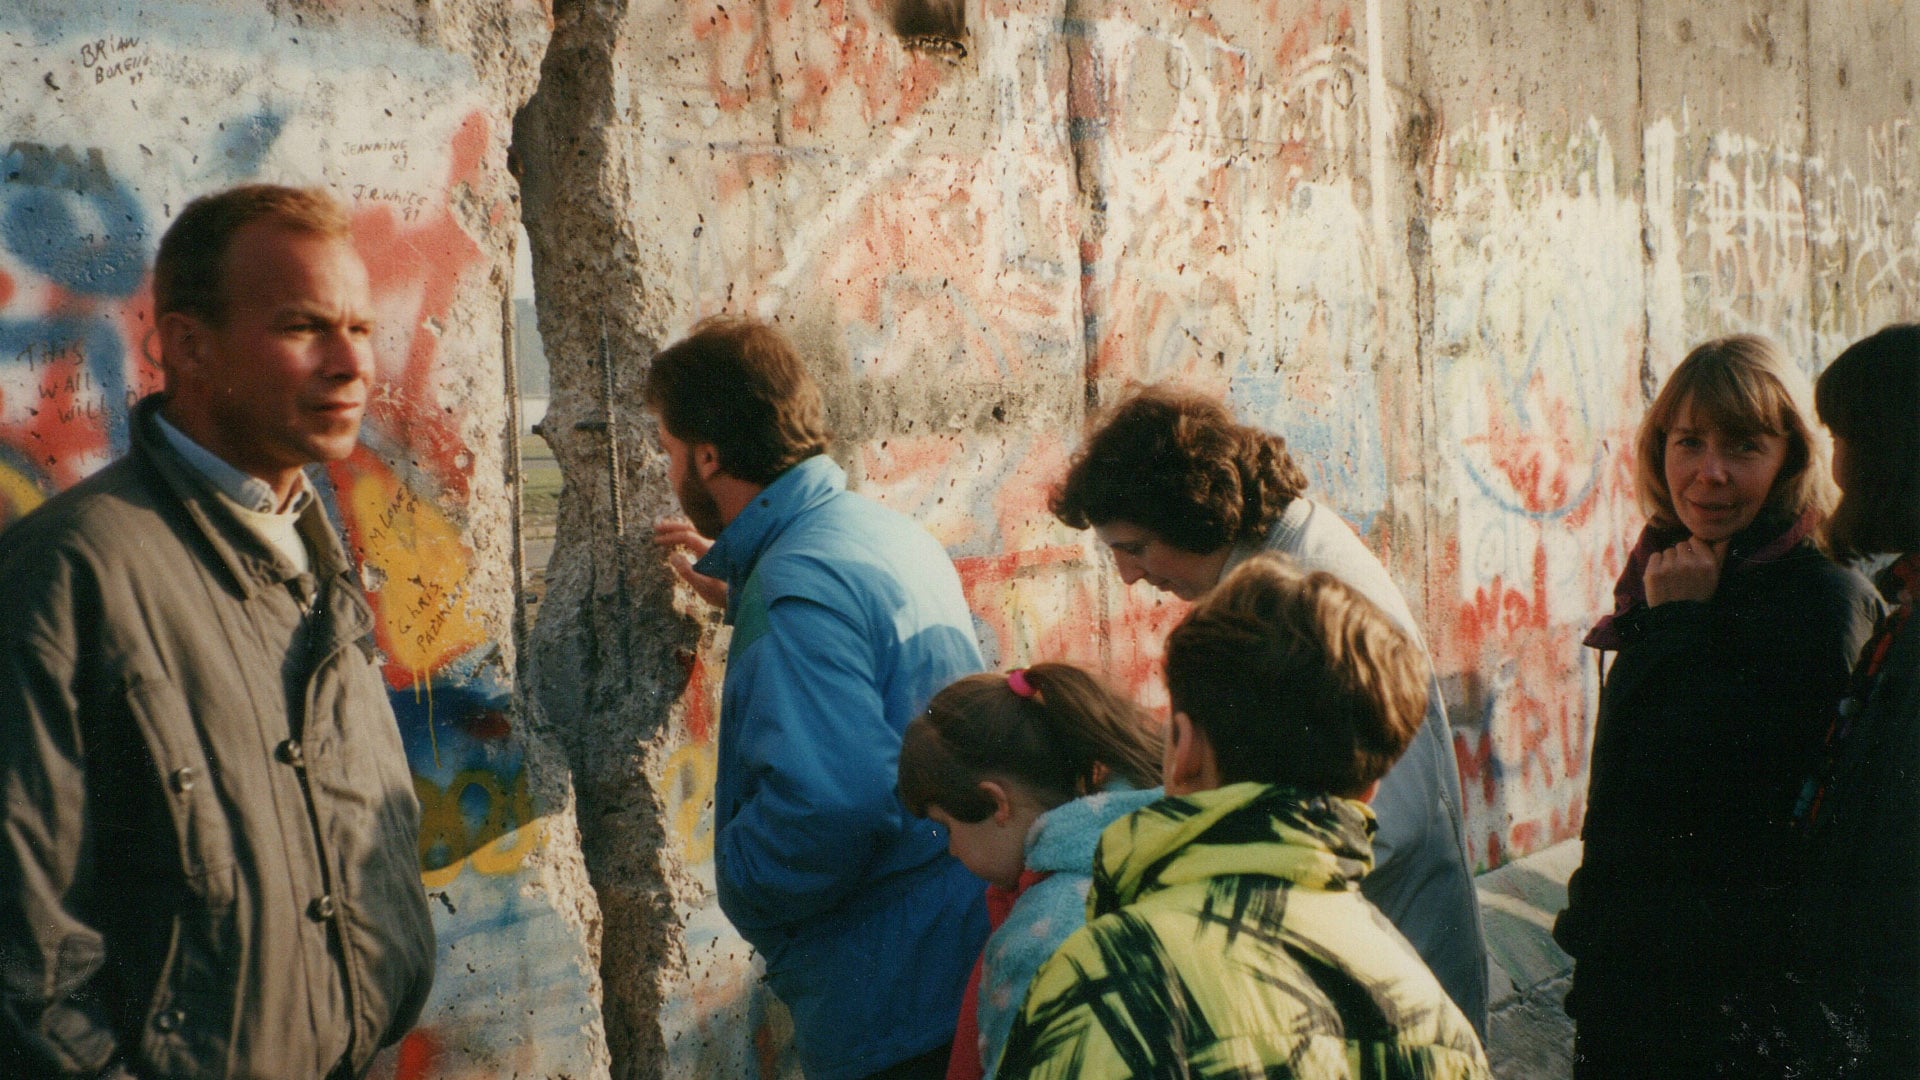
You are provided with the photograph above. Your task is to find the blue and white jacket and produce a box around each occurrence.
[976,787,1162,1080]
[696,455,988,1079]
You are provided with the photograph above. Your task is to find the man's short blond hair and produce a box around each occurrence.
[1164,554,1429,797]
[154,184,353,325]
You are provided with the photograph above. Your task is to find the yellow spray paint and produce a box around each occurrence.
[0,462,45,527]
[415,769,546,888]
[663,741,718,864]
[346,464,488,679]
[413,670,441,770]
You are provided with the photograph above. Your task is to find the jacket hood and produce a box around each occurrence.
[1023,785,1161,876]
[1090,782,1375,916]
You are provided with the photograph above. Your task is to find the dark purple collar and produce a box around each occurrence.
[1584,507,1820,650]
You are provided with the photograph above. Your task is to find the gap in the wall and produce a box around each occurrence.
[886,0,967,55]
[512,220,558,625]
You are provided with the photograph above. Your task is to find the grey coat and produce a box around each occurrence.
[1224,496,1491,1036]
[0,396,434,1079]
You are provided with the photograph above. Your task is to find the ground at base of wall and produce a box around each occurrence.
[1489,972,1573,1079]
[1477,839,1580,1077]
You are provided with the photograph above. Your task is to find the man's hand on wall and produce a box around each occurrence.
[654,519,729,608]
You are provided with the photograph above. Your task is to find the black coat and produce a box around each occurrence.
[1555,515,1879,1075]
[1797,555,1920,1079]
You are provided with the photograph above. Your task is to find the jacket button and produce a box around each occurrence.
[308,895,336,921]
[153,1007,185,1033]
[169,767,195,793]
[275,740,305,766]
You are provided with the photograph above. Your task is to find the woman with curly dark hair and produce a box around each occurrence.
[1049,385,1490,1038]
[1796,324,1920,1078]
[1049,386,1310,598]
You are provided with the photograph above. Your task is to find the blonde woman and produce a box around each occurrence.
[1554,336,1880,1078]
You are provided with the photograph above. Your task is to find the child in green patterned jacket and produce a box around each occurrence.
[997,554,1491,1080]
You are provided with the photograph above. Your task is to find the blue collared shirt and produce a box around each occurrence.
[154,411,314,516]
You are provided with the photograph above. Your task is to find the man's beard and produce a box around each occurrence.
[678,466,726,540]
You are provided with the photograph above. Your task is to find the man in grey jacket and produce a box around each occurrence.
[0,185,435,1079]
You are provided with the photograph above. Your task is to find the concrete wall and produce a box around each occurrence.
[10,1,1920,1078]
[515,0,1920,1074]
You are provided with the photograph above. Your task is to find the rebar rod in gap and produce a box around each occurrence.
[600,320,624,539]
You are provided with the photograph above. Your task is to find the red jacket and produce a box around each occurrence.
[946,870,1049,1080]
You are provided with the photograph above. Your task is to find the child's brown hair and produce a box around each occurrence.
[898,663,1163,823]
[1164,554,1429,797]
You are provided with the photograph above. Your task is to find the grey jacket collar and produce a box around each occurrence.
[1220,496,1312,579]
[130,397,366,636]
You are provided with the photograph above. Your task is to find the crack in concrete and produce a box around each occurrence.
[1062,1,1104,413]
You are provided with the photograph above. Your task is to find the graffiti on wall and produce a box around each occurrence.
[0,7,598,1078]
[645,11,1447,1069]
[658,3,1082,384]
[1646,120,1816,366]
[654,646,807,1080]
[1646,117,1920,371]
[654,7,1105,1073]
[0,135,155,515]
[1810,118,1920,353]
[850,427,1180,707]
[624,0,1920,1070]
[1069,3,1412,392]
[1427,114,1646,868]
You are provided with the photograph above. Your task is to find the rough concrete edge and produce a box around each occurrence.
[512,1,707,1077]
[427,2,622,1075]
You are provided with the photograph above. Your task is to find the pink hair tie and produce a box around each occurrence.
[1007,669,1037,699]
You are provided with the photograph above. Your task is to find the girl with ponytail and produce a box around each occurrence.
[897,664,1163,1080]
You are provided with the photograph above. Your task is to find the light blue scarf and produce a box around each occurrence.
[976,785,1161,1080]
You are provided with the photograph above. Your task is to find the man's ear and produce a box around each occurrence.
[976,780,1014,825]
[1163,711,1221,796]
[1351,779,1382,804]
[692,442,724,482]
[157,310,205,383]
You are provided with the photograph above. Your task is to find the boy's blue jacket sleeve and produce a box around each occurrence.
[716,594,904,932]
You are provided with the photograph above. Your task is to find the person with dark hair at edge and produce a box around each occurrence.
[1795,324,1920,1079]
[996,556,1490,1079]
[1049,385,1490,1035]
[0,185,435,1080]
[1554,335,1879,1079]
[648,315,988,1080]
